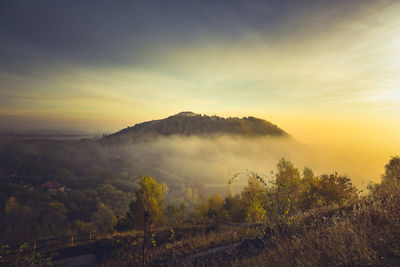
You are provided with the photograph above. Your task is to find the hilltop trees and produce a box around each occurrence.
[107,112,288,141]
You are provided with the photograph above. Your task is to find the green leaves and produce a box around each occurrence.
[127,176,165,228]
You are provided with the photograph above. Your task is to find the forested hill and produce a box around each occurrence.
[103,112,288,142]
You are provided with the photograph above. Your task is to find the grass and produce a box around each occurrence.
[97,183,400,266]
[97,224,262,266]
[231,187,400,266]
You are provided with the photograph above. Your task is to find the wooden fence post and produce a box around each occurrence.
[71,235,74,247]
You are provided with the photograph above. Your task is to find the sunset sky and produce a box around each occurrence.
[1,0,400,183]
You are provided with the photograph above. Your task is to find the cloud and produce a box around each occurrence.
[0,0,381,72]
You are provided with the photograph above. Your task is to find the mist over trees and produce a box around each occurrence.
[109,158,361,235]
[0,113,294,243]
[0,136,364,245]
[0,113,397,254]
[0,126,399,266]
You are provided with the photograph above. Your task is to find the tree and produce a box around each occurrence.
[165,203,185,225]
[41,200,68,236]
[193,193,226,224]
[223,193,246,222]
[193,197,209,224]
[246,197,266,223]
[275,158,301,189]
[302,167,315,185]
[369,156,400,199]
[307,173,358,207]
[4,196,33,241]
[128,176,164,228]
[92,202,115,233]
[241,176,267,223]
[206,193,225,223]
[272,158,301,216]
[382,156,400,184]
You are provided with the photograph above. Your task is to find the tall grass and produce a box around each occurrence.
[231,184,400,266]
[100,183,400,266]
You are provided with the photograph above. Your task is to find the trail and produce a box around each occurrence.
[160,236,266,267]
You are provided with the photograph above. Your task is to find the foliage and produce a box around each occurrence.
[193,193,229,224]
[223,193,246,223]
[165,203,186,225]
[2,134,398,267]
[92,202,116,233]
[0,113,287,244]
[227,158,360,233]
[53,156,400,266]
[272,158,301,216]
[0,242,52,266]
[126,176,164,228]
[245,197,266,223]
[382,156,400,184]
[310,173,358,206]
[231,180,400,267]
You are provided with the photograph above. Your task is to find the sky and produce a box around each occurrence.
[1,0,400,183]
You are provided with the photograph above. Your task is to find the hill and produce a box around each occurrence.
[103,112,288,142]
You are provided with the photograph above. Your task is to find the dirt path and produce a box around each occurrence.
[161,237,266,266]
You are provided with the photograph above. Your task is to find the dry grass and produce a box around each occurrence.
[231,189,400,266]
[98,224,261,266]
[99,184,400,266]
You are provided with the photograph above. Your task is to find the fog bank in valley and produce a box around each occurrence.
[120,135,377,194]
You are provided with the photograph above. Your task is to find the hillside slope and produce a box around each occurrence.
[103,112,288,142]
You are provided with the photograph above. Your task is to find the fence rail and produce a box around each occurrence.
[9,232,96,255]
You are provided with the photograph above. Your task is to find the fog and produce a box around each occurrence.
[116,135,381,194]
[0,131,387,196]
